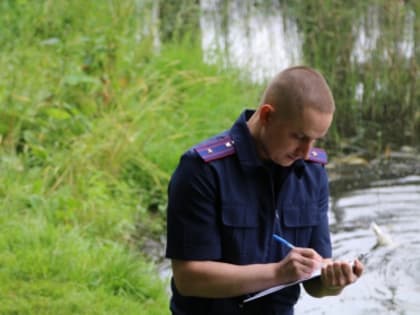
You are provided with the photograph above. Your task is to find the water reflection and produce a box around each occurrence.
[200,0,302,82]
[351,4,415,64]
[199,1,416,83]
[296,175,420,315]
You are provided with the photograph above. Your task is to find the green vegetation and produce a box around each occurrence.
[1,0,418,314]
[0,1,259,314]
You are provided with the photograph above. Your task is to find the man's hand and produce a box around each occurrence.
[275,247,323,284]
[321,259,364,290]
[303,258,364,297]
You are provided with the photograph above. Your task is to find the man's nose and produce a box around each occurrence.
[299,140,313,160]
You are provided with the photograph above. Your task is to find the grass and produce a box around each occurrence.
[0,159,168,314]
[0,1,261,314]
[0,217,168,314]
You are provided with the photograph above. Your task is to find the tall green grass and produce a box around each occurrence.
[0,1,260,314]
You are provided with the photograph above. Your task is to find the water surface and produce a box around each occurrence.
[296,174,420,315]
[199,0,415,83]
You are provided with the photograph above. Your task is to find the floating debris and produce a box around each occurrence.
[371,222,394,247]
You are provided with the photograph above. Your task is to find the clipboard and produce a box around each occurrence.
[243,268,321,303]
[243,260,356,303]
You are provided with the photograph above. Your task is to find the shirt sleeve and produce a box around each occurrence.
[165,151,222,261]
[309,166,332,258]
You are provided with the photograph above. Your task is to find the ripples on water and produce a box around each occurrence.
[296,175,420,315]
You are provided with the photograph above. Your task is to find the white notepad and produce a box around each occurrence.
[243,259,356,303]
[243,268,322,303]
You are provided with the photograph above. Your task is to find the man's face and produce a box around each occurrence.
[259,106,333,167]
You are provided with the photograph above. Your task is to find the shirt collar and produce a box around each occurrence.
[229,109,264,170]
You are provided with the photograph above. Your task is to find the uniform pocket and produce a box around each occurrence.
[282,202,320,247]
[221,204,259,263]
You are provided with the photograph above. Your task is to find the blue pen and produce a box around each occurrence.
[272,234,295,249]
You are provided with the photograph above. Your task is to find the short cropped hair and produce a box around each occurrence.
[260,66,335,118]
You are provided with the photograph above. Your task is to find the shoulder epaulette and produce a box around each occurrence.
[194,135,236,163]
[306,147,328,165]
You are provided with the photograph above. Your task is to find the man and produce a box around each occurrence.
[165,66,363,315]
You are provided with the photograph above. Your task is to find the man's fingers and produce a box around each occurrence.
[334,263,349,286]
[352,259,364,277]
[297,247,323,259]
[322,261,362,287]
[278,248,324,282]
[288,248,323,275]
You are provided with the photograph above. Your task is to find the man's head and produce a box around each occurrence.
[260,65,335,117]
[247,66,335,167]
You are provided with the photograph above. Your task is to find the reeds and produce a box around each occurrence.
[282,0,419,152]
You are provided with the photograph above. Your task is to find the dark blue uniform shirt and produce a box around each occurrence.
[166,110,332,315]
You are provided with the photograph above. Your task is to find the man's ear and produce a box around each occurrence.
[259,104,275,125]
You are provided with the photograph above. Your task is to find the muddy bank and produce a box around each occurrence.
[327,146,420,194]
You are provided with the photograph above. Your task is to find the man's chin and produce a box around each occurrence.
[276,157,295,167]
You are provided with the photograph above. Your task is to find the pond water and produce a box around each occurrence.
[199,0,415,83]
[296,173,420,315]
[200,0,302,83]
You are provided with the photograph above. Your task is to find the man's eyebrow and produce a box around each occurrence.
[296,132,324,140]
[297,132,328,142]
